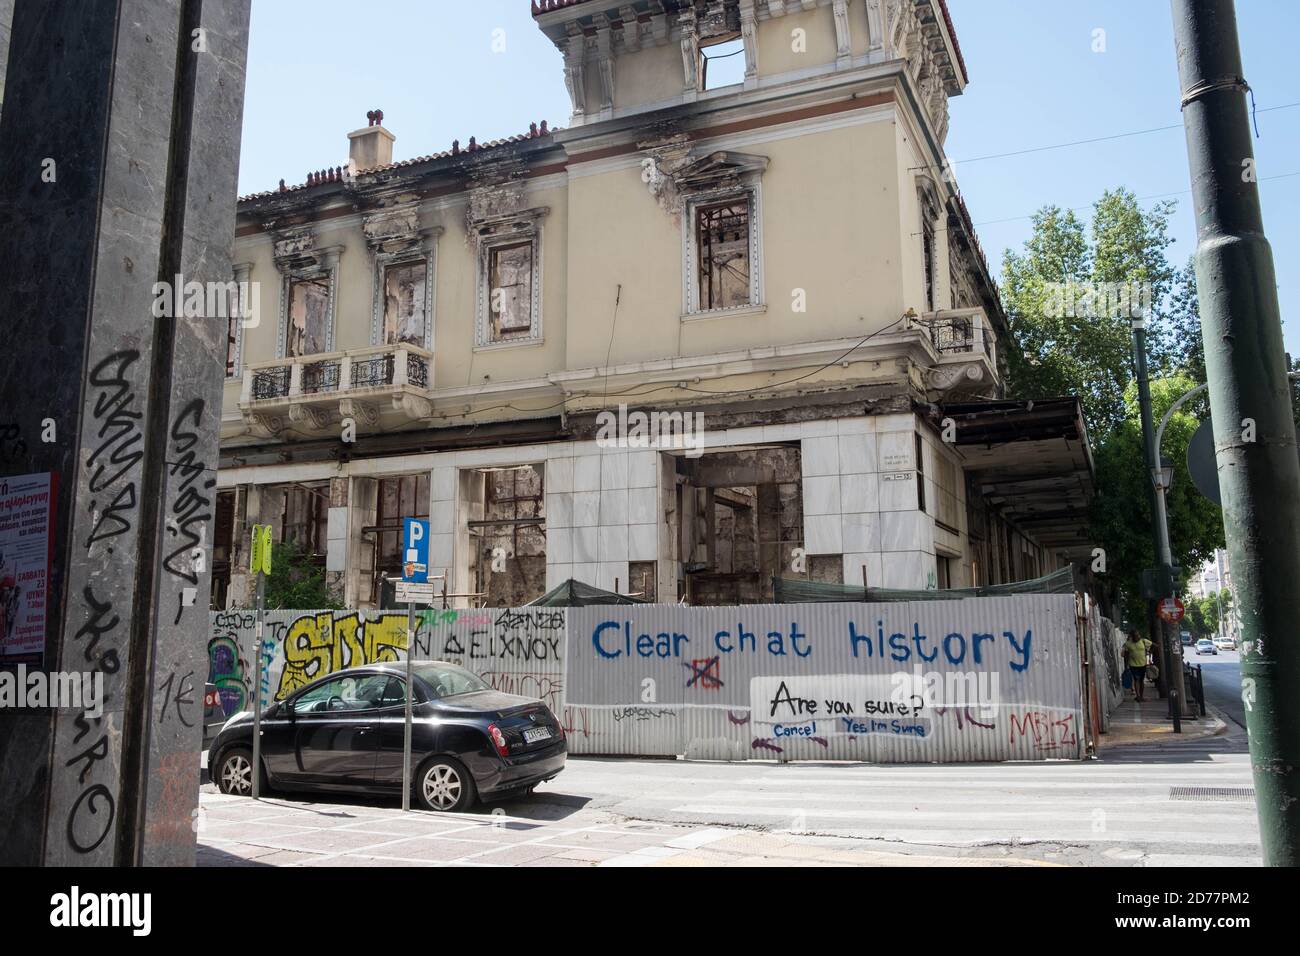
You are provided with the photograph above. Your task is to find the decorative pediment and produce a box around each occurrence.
[271,226,317,271]
[464,164,549,250]
[671,150,769,192]
[362,205,421,254]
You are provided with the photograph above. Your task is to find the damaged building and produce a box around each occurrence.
[213,0,1094,610]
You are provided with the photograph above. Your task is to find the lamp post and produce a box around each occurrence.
[1132,317,1190,730]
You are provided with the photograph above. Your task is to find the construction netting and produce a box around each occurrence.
[770,566,1076,603]
[525,578,647,607]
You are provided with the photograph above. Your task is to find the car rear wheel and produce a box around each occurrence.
[216,746,266,797]
[415,756,476,813]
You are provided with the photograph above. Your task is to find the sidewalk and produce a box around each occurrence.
[195,790,1057,867]
[1099,690,1226,749]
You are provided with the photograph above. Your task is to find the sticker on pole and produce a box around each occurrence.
[402,518,429,583]
[249,524,273,575]
[1158,597,1185,623]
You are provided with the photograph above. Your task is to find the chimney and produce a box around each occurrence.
[348,109,395,171]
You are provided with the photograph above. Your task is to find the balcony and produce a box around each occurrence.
[914,307,1000,397]
[239,343,434,438]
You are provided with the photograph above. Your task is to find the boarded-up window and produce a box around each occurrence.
[287,276,330,357]
[696,198,750,311]
[488,241,534,340]
[383,260,427,346]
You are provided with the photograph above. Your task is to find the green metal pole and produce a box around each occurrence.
[1171,0,1300,865]
[1132,323,1186,728]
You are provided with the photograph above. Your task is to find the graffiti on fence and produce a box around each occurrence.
[208,607,568,711]
[206,596,1089,762]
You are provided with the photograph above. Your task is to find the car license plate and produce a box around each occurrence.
[523,726,552,744]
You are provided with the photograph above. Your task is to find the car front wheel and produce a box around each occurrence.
[415,756,476,813]
[216,746,265,797]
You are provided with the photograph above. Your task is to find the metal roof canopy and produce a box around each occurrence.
[941,397,1096,559]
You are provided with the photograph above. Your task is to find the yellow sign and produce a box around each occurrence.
[249,524,273,575]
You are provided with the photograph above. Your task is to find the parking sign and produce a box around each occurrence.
[402,518,429,583]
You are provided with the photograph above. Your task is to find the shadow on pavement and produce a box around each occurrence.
[202,782,593,822]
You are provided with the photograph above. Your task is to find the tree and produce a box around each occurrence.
[1000,189,1223,616]
[1002,188,1183,440]
[262,539,340,610]
[1154,257,1204,381]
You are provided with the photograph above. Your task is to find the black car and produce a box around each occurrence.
[208,660,566,812]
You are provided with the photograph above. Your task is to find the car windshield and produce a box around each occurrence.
[413,662,491,700]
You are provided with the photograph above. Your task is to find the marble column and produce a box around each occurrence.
[0,0,250,866]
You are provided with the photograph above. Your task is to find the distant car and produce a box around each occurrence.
[1213,636,1236,651]
[1195,639,1218,655]
[1179,631,1194,646]
[208,661,566,812]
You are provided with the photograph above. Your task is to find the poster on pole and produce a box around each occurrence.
[0,472,55,665]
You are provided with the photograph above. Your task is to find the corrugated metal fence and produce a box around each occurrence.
[209,594,1097,762]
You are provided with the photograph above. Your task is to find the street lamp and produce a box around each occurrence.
[1153,456,1174,493]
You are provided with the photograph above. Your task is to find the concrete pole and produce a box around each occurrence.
[0,0,250,865]
[1171,0,1300,865]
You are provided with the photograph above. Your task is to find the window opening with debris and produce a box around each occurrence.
[675,447,803,604]
[210,489,236,608]
[277,481,330,561]
[467,465,546,605]
[226,283,242,376]
[287,275,330,357]
[488,241,535,341]
[382,260,427,346]
[372,473,431,586]
[695,198,751,311]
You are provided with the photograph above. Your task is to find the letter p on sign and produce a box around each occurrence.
[403,518,430,583]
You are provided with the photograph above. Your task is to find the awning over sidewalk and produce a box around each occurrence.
[942,397,1096,560]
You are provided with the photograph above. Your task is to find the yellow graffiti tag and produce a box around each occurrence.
[277,612,409,699]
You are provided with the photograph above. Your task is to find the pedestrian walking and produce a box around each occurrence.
[1123,630,1153,703]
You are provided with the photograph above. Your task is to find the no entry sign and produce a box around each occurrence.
[1158,597,1185,623]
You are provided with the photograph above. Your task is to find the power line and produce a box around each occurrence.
[970,169,1300,229]
[941,100,1300,168]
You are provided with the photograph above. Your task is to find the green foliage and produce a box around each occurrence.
[1001,189,1224,615]
[1002,189,1180,440]
[1183,596,1211,637]
[1091,374,1225,617]
[262,539,341,610]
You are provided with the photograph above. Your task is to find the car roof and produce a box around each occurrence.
[287,660,466,692]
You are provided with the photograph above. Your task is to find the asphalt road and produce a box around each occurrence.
[1187,647,1245,729]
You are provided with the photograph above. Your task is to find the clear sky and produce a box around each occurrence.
[236,0,1298,357]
